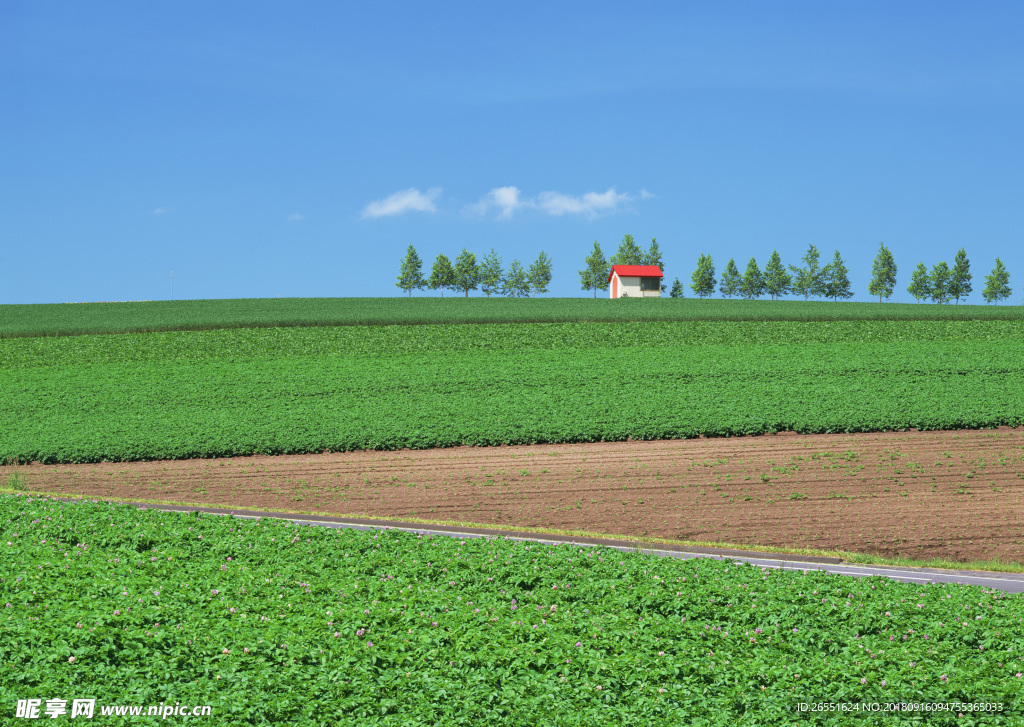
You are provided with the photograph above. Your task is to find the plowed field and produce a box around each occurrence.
[8,427,1024,565]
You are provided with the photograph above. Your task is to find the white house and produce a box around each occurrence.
[607,265,663,298]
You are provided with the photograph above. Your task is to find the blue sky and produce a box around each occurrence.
[4,2,1022,304]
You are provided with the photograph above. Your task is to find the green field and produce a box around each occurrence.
[2,296,1022,338]
[3,300,1024,724]
[2,320,1023,464]
[3,494,1021,726]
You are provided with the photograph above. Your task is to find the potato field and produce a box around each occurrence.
[2,298,1023,725]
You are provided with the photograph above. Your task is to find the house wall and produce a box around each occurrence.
[611,275,660,298]
[610,273,662,298]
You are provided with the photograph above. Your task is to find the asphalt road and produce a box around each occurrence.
[93,500,1024,595]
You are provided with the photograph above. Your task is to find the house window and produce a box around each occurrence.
[640,277,660,291]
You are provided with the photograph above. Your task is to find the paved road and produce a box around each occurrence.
[97,500,1024,594]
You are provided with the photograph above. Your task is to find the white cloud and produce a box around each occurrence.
[362,187,441,218]
[288,213,304,221]
[639,188,655,199]
[468,186,637,219]
[152,207,170,215]
[469,186,524,219]
[536,188,630,217]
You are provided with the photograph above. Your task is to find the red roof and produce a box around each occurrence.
[607,265,663,282]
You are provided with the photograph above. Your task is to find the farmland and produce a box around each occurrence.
[15,427,1024,567]
[2,494,1023,725]
[2,306,1023,564]
[3,297,1024,723]
[2,296,1023,338]
[2,320,1023,465]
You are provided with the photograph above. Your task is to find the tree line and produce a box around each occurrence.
[578,236,856,301]
[580,237,1017,305]
[397,247,553,297]
[398,237,1019,304]
[904,251,1014,305]
[688,245,857,302]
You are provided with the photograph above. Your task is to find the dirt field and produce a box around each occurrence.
[7,427,1024,564]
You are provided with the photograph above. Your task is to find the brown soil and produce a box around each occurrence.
[7,427,1024,564]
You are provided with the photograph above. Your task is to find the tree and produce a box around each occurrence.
[690,253,716,298]
[868,242,897,302]
[762,250,792,301]
[740,257,765,300]
[982,258,1012,305]
[610,234,645,267]
[579,241,609,298]
[503,259,530,297]
[669,277,684,298]
[949,248,972,304]
[907,263,932,302]
[788,244,827,301]
[644,237,666,292]
[527,251,553,297]
[453,248,480,297]
[929,261,952,304]
[718,258,741,299]
[427,254,455,297]
[395,245,425,297]
[821,250,853,301]
[479,249,504,297]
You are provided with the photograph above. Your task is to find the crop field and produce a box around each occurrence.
[2,341,1023,465]
[2,314,1023,564]
[2,320,1023,465]
[3,494,1023,725]
[16,427,1024,566]
[3,299,1024,723]
[2,296,1022,338]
